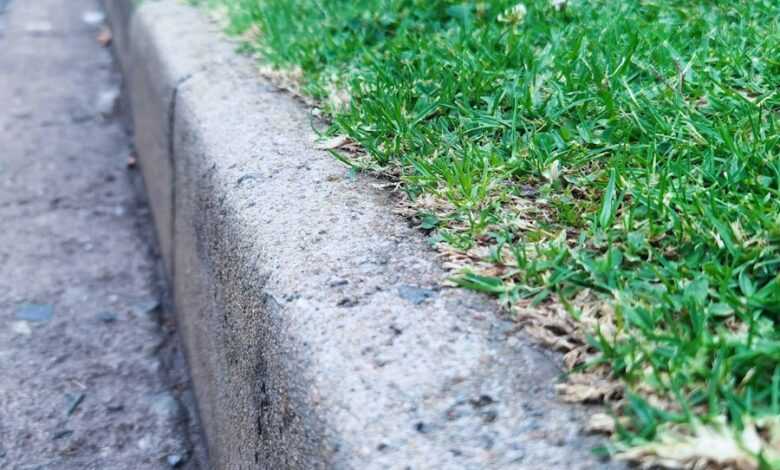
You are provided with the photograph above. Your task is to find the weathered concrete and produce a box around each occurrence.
[106,1,620,468]
[0,0,203,468]
[120,2,230,279]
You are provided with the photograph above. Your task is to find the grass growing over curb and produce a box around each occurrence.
[202,0,780,466]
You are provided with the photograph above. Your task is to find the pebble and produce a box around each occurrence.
[329,278,349,288]
[137,436,153,451]
[470,395,495,408]
[481,409,498,423]
[10,321,32,336]
[15,303,54,322]
[235,174,257,186]
[167,454,185,468]
[106,403,124,413]
[414,421,429,434]
[81,10,104,26]
[135,299,161,316]
[337,297,358,308]
[96,311,117,323]
[96,88,119,117]
[397,285,435,305]
[149,392,184,420]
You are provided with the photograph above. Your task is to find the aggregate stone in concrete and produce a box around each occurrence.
[111,1,626,468]
[0,0,204,468]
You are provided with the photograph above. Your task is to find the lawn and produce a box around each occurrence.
[200,0,780,466]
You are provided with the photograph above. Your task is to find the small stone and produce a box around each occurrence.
[106,403,124,413]
[337,297,358,308]
[397,285,435,305]
[96,311,117,323]
[136,300,163,328]
[481,409,498,423]
[135,300,161,315]
[142,340,164,357]
[137,436,153,451]
[236,174,257,186]
[10,321,32,336]
[52,429,73,440]
[96,88,119,117]
[81,10,105,26]
[505,447,526,464]
[149,392,183,420]
[414,421,429,434]
[16,303,54,322]
[167,454,185,468]
[469,395,495,408]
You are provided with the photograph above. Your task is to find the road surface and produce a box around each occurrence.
[0,0,204,468]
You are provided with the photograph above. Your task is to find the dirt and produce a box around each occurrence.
[0,0,205,468]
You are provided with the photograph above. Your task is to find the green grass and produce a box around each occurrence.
[202,0,780,465]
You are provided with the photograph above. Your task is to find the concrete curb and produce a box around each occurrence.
[104,1,618,468]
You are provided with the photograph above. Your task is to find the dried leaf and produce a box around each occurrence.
[586,413,615,435]
[555,373,623,403]
[616,416,775,470]
[315,135,352,151]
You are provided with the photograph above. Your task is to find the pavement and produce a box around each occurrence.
[0,0,204,468]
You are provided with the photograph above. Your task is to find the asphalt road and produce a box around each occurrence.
[0,0,203,468]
